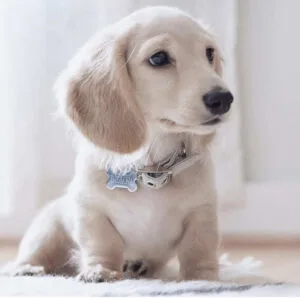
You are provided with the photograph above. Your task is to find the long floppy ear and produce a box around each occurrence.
[56,25,146,154]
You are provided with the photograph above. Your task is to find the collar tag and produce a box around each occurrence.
[106,169,138,192]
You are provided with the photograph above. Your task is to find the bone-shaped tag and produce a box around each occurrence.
[106,169,138,192]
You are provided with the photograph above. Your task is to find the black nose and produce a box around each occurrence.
[203,89,234,115]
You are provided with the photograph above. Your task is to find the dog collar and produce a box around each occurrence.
[106,143,202,192]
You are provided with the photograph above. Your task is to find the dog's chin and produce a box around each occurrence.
[158,117,222,135]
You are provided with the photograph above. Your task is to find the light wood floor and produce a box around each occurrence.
[0,242,299,283]
[221,243,300,284]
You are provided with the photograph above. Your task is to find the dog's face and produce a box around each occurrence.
[128,9,232,135]
[56,7,233,154]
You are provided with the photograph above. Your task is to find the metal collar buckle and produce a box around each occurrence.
[137,169,172,189]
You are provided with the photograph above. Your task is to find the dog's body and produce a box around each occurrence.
[3,6,233,282]
[16,133,216,280]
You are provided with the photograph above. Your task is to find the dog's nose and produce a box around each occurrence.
[203,89,234,115]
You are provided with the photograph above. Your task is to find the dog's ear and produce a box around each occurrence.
[56,25,146,154]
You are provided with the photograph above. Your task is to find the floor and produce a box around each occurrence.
[221,243,300,284]
[0,242,299,284]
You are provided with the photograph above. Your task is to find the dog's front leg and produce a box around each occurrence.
[74,205,124,283]
[177,205,219,281]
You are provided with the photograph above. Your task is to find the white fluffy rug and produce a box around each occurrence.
[1,276,299,296]
[1,255,299,296]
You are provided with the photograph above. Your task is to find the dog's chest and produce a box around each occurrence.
[104,187,192,258]
[88,160,209,259]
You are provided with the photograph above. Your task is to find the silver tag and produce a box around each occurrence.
[106,169,138,192]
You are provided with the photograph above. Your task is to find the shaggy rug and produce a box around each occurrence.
[1,255,299,296]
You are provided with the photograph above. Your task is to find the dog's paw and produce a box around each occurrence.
[123,259,149,279]
[77,265,123,283]
[0,263,45,277]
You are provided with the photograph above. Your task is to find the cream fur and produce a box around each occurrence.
[2,6,233,283]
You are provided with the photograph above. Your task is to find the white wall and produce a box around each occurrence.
[221,0,300,237]
[240,0,300,182]
[0,0,46,236]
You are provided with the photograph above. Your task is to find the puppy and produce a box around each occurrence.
[3,6,233,282]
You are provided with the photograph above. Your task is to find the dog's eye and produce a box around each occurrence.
[149,51,170,67]
[206,47,215,64]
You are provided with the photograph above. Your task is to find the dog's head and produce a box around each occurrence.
[55,6,233,154]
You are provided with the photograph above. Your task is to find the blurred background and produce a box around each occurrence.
[0,0,299,283]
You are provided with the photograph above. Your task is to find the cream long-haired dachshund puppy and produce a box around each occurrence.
[3,6,233,282]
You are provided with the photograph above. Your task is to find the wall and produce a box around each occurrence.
[221,0,300,238]
[240,0,300,182]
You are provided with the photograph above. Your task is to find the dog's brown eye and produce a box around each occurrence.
[149,51,170,67]
[206,47,215,64]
